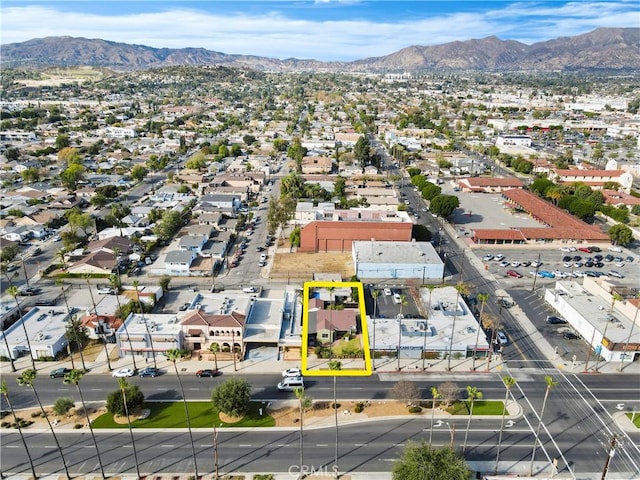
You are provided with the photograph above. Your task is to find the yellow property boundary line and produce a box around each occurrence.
[301,281,372,376]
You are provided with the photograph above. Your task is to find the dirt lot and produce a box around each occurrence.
[270,252,354,280]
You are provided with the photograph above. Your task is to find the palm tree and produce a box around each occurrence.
[1,379,37,479]
[472,293,489,371]
[370,289,379,370]
[110,273,137,370]
[447,282,470,371]
[529,375,558,476]
[86,276,112,371]
[422,285,436,370]
[7,285,36,371]
[483,313,499,372]
[294,386,313,479]
[495,376,517,473]
[428,386,441,446]
[462,385,483,453]
[166,348,198,479]
[118,377,142,480]
[396,294,408,370]
[328,360,342,478]
[209,343,220,372]
[326,285,336,359]
[133,280,156,368]
[57,279,87,370]
[64,369,106,479]
[17,369,71,479]
[1,321,16,372]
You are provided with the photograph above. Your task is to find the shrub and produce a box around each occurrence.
[211,378,251,417]
[354,402,364,413]
[74,424,83,429]
[408,406,422,414]
[106,384,145,416]
[331,402,341,410]
[53,397,75,416]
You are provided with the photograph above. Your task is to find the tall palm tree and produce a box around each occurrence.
[294,386,312,479]
[1,322,16,372]
[495,376,517,473]
[109,273,137,370]
[462,385,483,453]
[484,313,499,372]
[17,369,71,479]
[118,377,142,480]
[447,282,469,371]
[472,293,489,371]
[209,343,220,371]
[326,284,336,360]
[328,360,342,478]
[86,276,112,371]
[7,285,36,371]
[166,348,198,479]
[133,280,156,368]
[57,279,87,370]
[64,369,106,479]
[428,386,441,446]
[529,375,558,476]
[396,294,408,370]
[422,285,436,370]
[1,379,37,479]
[370,289,379,370]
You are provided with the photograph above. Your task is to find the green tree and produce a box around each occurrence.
[64,369,106,479]
[462,386,483,453]
[60,163,86,191]
[17,369,71,479]
[495,376,517,472]
[130,164,148,182]
[211,378,251,417]
[529,376,558,475]
[90,193,108,208]
[430,195,460,218]
[55,134,71,150]
[166,348,198,478]
[20,167,40,184]
[154,210,183,240]
[0,243,19,263]
[392,442,470,480]
[1,379,37,479]
[209,343,220,371]
[106,382,145,416]
[290,226,301,248]
[52,396,75,416]
[287,137,307,173]
[608,224,633,246]
[158,274,171,292]
[354,135,371,170]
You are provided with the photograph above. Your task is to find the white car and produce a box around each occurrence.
[97,287,115,295]
[383,288,392,296]
[112,368,135,378]
[282,367,302,378]
[496,332,508,346]
[482,254,494,262]
[510,261,520,267]
[494,254,505,261]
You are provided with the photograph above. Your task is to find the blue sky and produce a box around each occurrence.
[1,1,638,61]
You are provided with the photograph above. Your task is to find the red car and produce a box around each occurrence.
[578,247,592,253]
[506,270,523,278]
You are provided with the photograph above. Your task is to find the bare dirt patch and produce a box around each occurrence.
[269,400,421,427]
[3,405,107,430]
[219,412,243,424]
[270,252,354,280]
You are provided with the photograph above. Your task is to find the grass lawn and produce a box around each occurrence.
[332,336,362,356]
[626,412,640,428]
[447,400,504,416]
[91,401,274,429]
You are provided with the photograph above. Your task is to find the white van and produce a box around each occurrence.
[277,376,305,391]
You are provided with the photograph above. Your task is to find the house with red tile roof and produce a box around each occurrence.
[549,168,633,194]
[471,189,610,246]
[457,177,524,193]
[180,309,246,356]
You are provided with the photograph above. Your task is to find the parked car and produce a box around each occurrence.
[112,368,135,378]
[482,254,494,262]
[499,260,510,268]
[563,331,580,340]
[496,332,509,346]
[589,246,602,252]
[607,270,624,278]
[546,315,567,324]
[506,270,522,278]
[196,369,218,378]
[49,368,72,378]
[242,286,258,293]
[531,261,542,268]
[179,303,190,311]
[578,247,592,253]
[494,254,505,261]
[393,292,403,304]
[383,288,392,296]
[498,298,515,308]
[282,367,303,378]
[97,287,116,295]
[608,245,623,253]
[139,367,160,377]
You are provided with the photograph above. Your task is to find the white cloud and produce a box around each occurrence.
[1,3,637,61]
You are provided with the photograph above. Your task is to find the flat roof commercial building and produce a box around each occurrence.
[352,240,444,281]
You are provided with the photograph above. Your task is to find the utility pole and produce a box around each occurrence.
[601,434,617,480]
[531,252,541,292]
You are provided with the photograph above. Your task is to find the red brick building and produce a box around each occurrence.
[299,220,413,252]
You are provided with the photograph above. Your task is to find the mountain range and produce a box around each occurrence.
[2,27,639,72]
